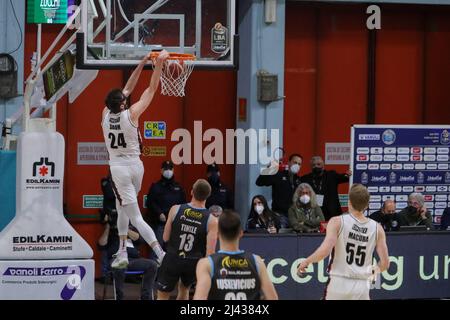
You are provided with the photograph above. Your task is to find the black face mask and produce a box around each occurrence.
[208,173,220,186]
[312,167,323,175]
[405,206,418,216]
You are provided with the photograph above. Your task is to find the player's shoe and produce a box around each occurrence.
[111,251,129,269]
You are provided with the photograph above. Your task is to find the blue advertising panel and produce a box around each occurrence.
[241,233,450,300]
[0,151,16,231]
[350,125,450,225]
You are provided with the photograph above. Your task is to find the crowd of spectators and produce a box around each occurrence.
[97,156,449,298]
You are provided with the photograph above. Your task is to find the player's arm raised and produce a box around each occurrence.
[255,255,278,300]
[206,215,218,256]
[375,223,390,273]
[297,216,341,273]
[163,204,179,243]
[122,54,148,98]
[193,258,212,300]
[129,50,169,123]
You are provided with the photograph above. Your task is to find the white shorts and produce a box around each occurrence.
[324,276,370,300]
[109,161,144,206]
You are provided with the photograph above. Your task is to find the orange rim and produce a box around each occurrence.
[150,52,196,61]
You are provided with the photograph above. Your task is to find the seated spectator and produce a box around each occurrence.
[246,195,281,234]
[288,183,325,233]
[369,200,401,231]
[99,172,117,281]
[101,172,116,214]
[206,163,234,210]
[97,209,158,300]
[399,193,433,230]
[439,207,450,230]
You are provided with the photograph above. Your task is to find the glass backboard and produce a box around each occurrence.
[76,0,237,69]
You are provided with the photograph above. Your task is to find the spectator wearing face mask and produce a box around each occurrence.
[246,195,281,234]
[205,163,234,210]
[256,154,303,228]
[399,193,433,230]
[145,160,186,250]
[288,183,325,233]
[301,156,351,221]
[369,200,401,231]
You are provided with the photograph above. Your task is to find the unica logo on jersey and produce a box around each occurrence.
[183,208,203,220]
[221,256,249,269]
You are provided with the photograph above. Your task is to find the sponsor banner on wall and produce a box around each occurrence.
[77,142,109,165]
[142,146,167,157]
[339,194,349,207]
[82,195,103,209]
[241,232,450,300]
[144,121,166,139]
[351,125,450,224]
[0,259,94,300]
[325,143,351,165]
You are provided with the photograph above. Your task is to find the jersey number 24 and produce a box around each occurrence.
[108,133,127,149]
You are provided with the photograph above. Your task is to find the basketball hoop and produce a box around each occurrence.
[150,52,196,97]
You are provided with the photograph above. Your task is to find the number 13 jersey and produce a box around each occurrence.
[102,109,142,166]
[328,213,378,280]
[168,204,210,259]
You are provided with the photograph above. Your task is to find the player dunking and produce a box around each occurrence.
[102,50,169,269]
[156,179,218,300]
[297,184,390,300]
[194,210,278,300]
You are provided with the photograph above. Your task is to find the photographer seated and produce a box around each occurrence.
[399,193,433,230]
[98,210,158,300]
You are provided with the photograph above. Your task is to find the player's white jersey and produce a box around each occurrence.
[328,213,378,280]
[102,109,142,165]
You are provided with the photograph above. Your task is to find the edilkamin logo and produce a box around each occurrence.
[33,157,55,177]
[27,158,59,186]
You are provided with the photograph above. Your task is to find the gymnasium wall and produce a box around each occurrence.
[284,2,450,186]
[23,2,450,276]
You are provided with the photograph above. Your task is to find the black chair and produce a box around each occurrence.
[102,270,145,300]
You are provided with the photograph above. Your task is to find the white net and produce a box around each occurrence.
[153,59,195,97]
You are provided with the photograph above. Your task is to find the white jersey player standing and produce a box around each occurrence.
[101,50,169,269]
[297,184,390,300]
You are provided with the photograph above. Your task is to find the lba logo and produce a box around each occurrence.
[33,157,55,177]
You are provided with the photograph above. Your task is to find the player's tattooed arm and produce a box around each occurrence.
[298,216,341,274]
[375,224,390,273]
[122,53,149,98]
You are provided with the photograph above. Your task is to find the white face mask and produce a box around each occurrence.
[254,204,264,215]
[300,194,310,205]
[290,163,300,174]
[162,169,174,180]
